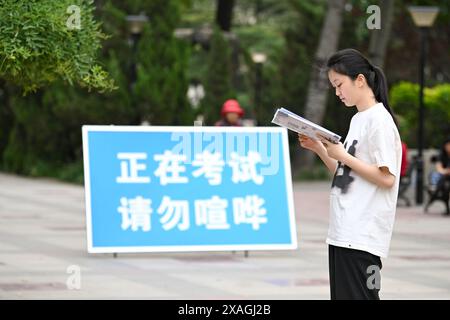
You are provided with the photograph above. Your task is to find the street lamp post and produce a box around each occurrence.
[126,14,149,89]
[251,52,267,126]
[407,6,439,205]
[126,14,149,125]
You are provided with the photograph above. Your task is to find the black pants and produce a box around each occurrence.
[328,245,383,300]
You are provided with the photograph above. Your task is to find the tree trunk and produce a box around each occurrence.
[0,80,14,160]
[254,0,263,23]
[296,0,346,172]
[216,0,235,32]
[368,0,395,68]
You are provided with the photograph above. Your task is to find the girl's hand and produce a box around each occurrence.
[317,134,347,162]
[298,133,323,154]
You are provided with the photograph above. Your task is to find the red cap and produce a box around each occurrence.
[221,99,244,117]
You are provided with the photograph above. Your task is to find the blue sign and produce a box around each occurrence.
[82,126,297,253]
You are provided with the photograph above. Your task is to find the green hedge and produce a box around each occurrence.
[390,81,450,148]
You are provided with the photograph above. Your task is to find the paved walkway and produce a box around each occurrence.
[0,172,449,299]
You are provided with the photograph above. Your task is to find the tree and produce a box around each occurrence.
[276,0,324,116]
[0,80,14,163]
[368,0,395,68]
[300,0,346,169]
[201,27,235,124]
[1,0,193,182]
[0,0,115,94]
[133,0,193,125]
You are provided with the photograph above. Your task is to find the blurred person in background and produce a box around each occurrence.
[215,99,244,127]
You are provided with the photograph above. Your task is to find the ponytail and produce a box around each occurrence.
[327,48,398,128]
[371,65,398,128]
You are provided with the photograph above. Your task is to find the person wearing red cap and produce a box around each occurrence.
[214,99,244,126]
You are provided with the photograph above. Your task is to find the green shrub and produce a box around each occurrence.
[390,81,450,148]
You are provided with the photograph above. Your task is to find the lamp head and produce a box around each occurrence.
[126,14,149,34]
[408,6,439,27]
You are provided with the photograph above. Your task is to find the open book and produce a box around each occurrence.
[271,107,341,144]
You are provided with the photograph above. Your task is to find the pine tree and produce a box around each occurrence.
[201,27,235,125]
[133,0,193,125]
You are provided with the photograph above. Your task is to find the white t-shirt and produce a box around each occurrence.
[326,103,402,258]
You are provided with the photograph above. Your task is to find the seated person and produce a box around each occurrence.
[426,138,450,215]
[435,138,450,178]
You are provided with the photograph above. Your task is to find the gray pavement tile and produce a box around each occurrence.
[1,172,450,299]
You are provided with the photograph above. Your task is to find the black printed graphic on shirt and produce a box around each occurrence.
[331,139,358,194]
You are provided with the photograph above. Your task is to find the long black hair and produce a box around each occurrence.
[326,48,398,128]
